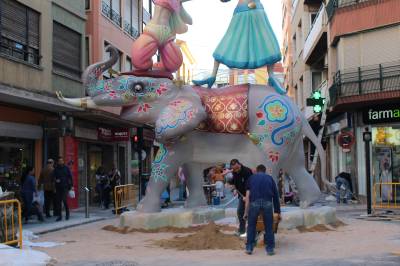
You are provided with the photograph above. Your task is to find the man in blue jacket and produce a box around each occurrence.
[54,156,73,221]
[244,164,281,255]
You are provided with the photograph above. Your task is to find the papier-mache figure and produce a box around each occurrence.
[132,0,192,73]
[193,0,285,94]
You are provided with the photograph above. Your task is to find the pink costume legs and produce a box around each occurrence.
[159,40,183,73]
[132,33,183,73]
[131,33,158,71]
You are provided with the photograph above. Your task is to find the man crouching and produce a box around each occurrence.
[244,164,281,255]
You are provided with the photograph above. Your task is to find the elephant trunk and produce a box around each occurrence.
[82,45,119,97]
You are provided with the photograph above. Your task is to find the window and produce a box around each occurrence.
[85,36,90,68]
[312,71,322,92]
[102,0,121,26]
[53,22,82,79]
[143,0,151,13]
[125,56,132,72]
[0,0,40,65]
[123,0,139,38]
[310,13,317,26]
[292,34,297,56]
[85,0,90,10]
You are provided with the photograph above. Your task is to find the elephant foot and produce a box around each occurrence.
[185,193,207,209]
[136,195,162,213]
[299,191,321,209]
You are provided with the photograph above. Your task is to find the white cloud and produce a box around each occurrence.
[179,0,283,76]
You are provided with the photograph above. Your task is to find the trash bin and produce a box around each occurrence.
[212,197,220,205]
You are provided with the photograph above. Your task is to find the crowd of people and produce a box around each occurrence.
[21,156,73,223]
[20,157,121,224]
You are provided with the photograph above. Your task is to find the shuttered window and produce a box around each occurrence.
[0,0,40,65]
[53,22,81,79]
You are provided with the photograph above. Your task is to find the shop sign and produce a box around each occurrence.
[363,106,400,124]
[98,127,129,142]
[98,127,113,142]
[113,128,130,142]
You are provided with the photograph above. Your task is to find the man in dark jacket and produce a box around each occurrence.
[54,156,73,221]
[244,164,281,256]
[38,159,55,218]
[229,159,253,235]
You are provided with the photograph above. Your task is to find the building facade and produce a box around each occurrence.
[284,0,400,202]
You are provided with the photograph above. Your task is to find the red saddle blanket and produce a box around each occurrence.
[193,84,249,134]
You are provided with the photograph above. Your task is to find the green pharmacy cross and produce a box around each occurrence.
[306,91,325,113]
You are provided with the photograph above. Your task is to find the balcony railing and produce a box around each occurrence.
[102,1,122,27]
[329,61,400,105]
[303,4,326,61]
[326,0,373,20]
[123,20,139,39]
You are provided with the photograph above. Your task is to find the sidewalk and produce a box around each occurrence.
[22,207,116,235]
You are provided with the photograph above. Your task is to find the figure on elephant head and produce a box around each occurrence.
[132,0,193,73]
[192,0,286,95]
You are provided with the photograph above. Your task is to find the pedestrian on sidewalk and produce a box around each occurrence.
[21,166,44,223]
[244,164,281,255]
[54,156,73,221]
[229,159,253,236]
[38,159,56,218]
[109,165,121,209]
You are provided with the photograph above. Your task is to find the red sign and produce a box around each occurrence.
[338,131,355,149]
[98,127,129,142]
[113,128,130,141]
[64,136,79,209]
[98,127,113,142]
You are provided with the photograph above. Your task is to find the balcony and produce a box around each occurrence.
[123,20,139,39]
[329,61,400,108]
[101,0,122,27]
[303,4,327,64]
[328,0,400,45]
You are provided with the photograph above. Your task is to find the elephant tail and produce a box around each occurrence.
[301,118,334,192]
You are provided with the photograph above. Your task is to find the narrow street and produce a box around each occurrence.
[29,207,400,266]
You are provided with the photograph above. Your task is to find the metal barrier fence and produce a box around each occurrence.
[114,184,137,215]
[0,199,22,248]
[373,183,400,210]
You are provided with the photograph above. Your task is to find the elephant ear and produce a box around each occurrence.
[155,98,206,142]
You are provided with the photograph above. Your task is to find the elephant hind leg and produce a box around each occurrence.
[284,140,321,207]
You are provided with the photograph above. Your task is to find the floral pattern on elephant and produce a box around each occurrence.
[155,99,197,137]
[256,95,296,147]
[151,144,169,183]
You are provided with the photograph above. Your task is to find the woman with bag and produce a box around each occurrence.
[21,166,44,223]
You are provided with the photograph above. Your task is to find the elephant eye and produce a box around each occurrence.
[132,82,145,93]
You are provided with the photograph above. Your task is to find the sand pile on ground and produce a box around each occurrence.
[151,222,244,251]
[102,223,237,234]
[296,219,347,233]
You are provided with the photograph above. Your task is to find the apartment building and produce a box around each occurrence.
[83,0,155,205]
[0,0,86,208]
[229,64,284,86]
[285,0,400,202]
[282,0,294,98]
[176,39,196,85]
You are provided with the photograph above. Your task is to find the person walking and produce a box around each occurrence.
[229,159,253,236]
[21,166,43,223]
[244,164,281,255]
[54,156,73,221]
[38,159,55,218]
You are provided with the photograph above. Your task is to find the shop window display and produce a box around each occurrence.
[372,127,400,203]
[0,137,34,195]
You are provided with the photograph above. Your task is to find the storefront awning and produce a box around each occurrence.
[0,83,83,113]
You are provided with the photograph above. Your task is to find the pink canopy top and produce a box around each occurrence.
[154,0,180,12]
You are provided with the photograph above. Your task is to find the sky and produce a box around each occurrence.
[178,0,283,76]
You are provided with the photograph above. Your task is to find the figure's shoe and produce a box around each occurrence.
[268,76,287,95]
[192,76,216,88]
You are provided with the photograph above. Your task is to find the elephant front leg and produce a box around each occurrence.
[183,163,207,208]
[137,143,188,213]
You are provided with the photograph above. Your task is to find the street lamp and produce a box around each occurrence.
[363,127,372,215]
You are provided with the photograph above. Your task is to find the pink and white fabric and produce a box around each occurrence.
[153,0,180,12]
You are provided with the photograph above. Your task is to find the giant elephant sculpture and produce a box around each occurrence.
[57,46,331,212]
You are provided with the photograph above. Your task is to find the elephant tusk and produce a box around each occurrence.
[56,91,97,108]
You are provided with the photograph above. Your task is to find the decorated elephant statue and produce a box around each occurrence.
[57,46,331,213]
